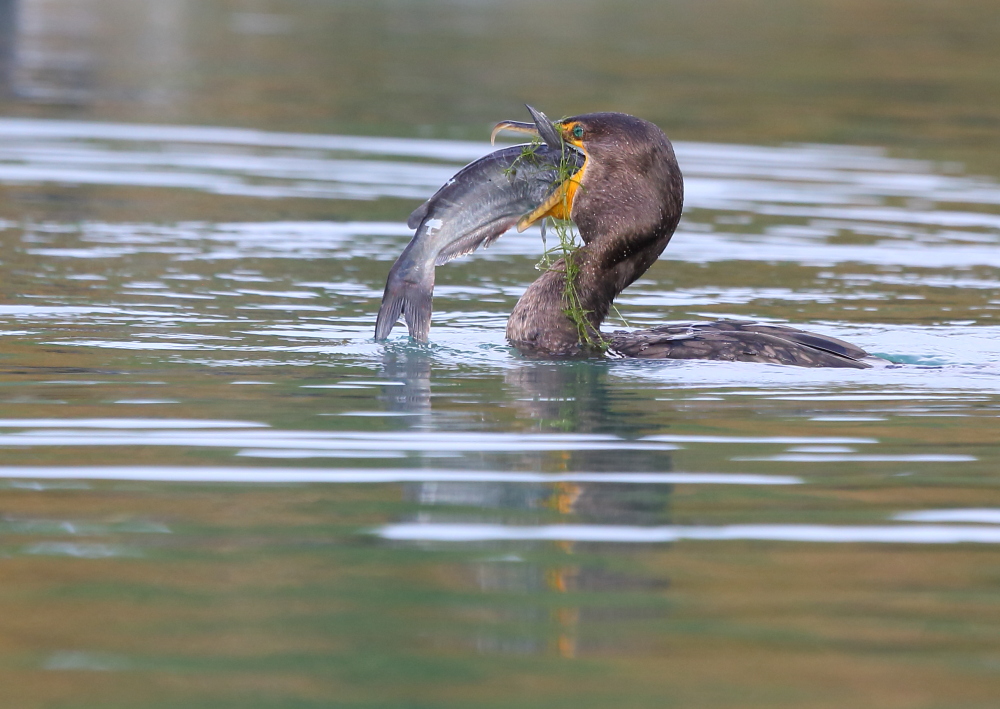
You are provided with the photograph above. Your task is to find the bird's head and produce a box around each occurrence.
[492,107,682,242]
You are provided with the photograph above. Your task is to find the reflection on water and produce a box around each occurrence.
[0,116,997,704]
[381,346,433,416]
[0,465,798,485]
[378,521,1000,544]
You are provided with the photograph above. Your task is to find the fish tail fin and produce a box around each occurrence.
[375,266,434,342]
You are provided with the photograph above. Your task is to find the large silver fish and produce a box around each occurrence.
[375,106,585,342]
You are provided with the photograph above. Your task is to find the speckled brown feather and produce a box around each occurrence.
[610,321,870,368]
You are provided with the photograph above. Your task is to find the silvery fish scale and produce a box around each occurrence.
[375,142,584,342]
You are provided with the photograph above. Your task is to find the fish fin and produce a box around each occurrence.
[374,291,404,341]
[407,200,431,230]
[434,217,518,266]
[375,264,435,342]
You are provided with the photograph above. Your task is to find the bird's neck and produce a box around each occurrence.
[506,139,683,356]
[506,217,679,355]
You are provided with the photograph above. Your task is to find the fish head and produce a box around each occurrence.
[491,105,589,232]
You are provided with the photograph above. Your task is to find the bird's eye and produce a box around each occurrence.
[572,125,584,139]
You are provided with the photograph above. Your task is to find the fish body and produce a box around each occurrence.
[375,142,583,342]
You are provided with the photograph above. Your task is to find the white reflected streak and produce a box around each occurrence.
[735,454,975,462]
[665,231,1000,269]
[0,419,266,429]
[43,651,131,671]
[0,467,800,485]
[22,542,140,558]
[0,425,887,453]
[0,305,169,316]
[0,431,679,452]
[645,434,874,444]
[0,146,455,188]
[375,523,1000,545]
[766,394,966,401]
[760,203,1000,230]
[238,449,411,459]
[895,509,1000,524]
[674,141,925,172]
[0,163,436,201]
[0,118,493,161]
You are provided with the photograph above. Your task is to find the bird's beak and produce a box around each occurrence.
[492,105,587,232]
[491,105,563,149]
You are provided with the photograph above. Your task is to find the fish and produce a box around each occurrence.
[375,117,584,343]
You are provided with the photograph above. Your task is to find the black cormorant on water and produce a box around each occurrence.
[376,107,873,369]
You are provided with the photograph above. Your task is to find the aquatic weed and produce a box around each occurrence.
[535,131,617,352]
[508,129,627,352]
[502,142,541,180]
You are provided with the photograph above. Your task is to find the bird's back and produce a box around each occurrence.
[609,320,871,368]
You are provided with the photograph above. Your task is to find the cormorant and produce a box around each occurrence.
[376,107,873,369]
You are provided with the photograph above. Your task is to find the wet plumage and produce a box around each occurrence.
[609,320,869,368]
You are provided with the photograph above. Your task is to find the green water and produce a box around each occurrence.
[0,1,998,707]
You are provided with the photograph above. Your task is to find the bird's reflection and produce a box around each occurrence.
[393,357,673,659]
[504,359,613,433]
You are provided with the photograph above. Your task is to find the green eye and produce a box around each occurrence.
[572,125,584,139]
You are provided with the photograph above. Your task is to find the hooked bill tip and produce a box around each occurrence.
[491,119,539,145]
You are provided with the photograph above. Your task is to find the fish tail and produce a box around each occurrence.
[375,266,434,342]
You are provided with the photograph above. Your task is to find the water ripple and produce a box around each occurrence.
[375,522,1000,545]
[0,466,801,485]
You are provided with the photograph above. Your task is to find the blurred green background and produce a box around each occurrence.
[2,0,999,172]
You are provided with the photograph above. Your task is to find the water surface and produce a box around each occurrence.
[1,2,999,708]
